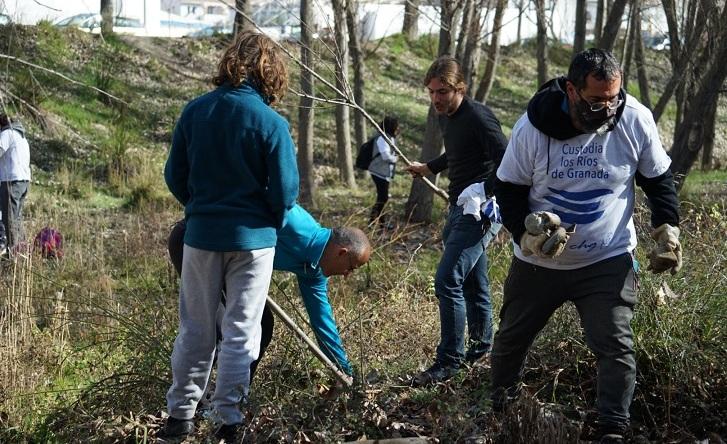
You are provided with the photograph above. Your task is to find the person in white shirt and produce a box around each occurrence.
[490,49,682,444]
[0,113,31,254]
[367,116,399,224]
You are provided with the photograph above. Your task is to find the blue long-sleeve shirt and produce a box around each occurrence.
[165,82,299,251]
[274,205,352,375]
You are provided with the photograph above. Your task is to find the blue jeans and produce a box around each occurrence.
[434,205,501,367]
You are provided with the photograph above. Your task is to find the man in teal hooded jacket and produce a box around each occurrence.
[168,204,372,379]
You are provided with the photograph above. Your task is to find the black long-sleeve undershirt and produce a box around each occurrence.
[495,170,680,246]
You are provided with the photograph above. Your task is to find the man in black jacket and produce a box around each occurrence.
[406,57,508,386]
[491,49,681,443]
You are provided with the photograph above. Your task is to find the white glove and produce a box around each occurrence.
[647,223,682,275]
[520,211,570,258]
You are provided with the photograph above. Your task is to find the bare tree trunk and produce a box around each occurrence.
[100,0,114,37]
[403,0,420,40]
[346,0,367,150]
[233,0,252,35]
[621,3,636,90]
[460,0,486,90]
[652,0,705,123]
[574,0,587,54]
[700,96,717,170]
[594,0,605,42]
[439,0,459,56]
[536,0,548,86]
[455,0,475,60]
[332,0,356,188]
[598,0,628,51]
[516,0,525,45]
[475,0,506,102]
[633,3,651,108]
[406,0,457,223]
[670,3,727,189]
[405,107,444,222]
[297,0,316,207]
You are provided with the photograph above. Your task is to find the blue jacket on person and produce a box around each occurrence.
[165,81,299,251]
[274,204,353,375]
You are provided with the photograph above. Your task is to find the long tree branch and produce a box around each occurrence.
[0,54,128,105]
[218,0,449,201]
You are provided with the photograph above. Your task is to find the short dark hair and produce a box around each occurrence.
[381,116,399,137]
[567,48,622,90]
[0,113,9,127]
[330,227,370,257]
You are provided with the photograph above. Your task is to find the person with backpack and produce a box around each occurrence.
[0,112,31,257]
[366,116,399,225]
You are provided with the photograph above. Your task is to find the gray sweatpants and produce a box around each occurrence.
[0,180,29,250]
[491,253,637,432]
[166,244,274,425]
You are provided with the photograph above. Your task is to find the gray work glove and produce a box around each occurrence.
[520,211,571,258]
[647,223,682,275]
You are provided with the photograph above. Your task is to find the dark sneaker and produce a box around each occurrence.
[215,422,243,442]
[465,351,490,366]
[157,417,194,442]
[599,434,625,444]
[410,361,460,387]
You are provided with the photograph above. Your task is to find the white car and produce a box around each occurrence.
[55,13,146,36]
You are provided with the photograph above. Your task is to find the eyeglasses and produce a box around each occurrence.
[575,89,624,112]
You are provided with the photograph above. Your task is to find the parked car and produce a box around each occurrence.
[645,35,671,51]
[188,24,232,38]
[55,13,146,35]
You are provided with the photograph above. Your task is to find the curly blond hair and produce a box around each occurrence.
[213,31,288,104]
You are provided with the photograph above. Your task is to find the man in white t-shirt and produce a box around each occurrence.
[0,113,31,255]
[491,49,681,443]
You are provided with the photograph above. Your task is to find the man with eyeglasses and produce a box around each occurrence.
[167,204,371,390]
[491,49,681,443]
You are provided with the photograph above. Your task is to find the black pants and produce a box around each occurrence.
[370,174,390,222]
[167,220,274,383]
[491,253,637,431]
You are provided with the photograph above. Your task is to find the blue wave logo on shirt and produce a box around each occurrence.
[544,187,613,224]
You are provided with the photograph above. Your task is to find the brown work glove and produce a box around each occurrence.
[520,211,570,258]
[647,223,682,275]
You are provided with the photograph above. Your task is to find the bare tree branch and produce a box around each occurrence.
[216,0,449,201]
[0,54,128,105]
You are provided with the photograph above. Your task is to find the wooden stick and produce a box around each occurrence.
[265,295,353,387]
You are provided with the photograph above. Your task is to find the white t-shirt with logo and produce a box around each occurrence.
[0,128,31,182]
[497,94,671,269]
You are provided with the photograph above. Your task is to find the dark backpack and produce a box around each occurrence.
[354,137,379,170]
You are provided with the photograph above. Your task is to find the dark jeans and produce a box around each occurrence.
[167,219,273,384]
[491,253,637,430]
[370,174,390,223]
[434,205,501,367]
[0,180,29,250]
